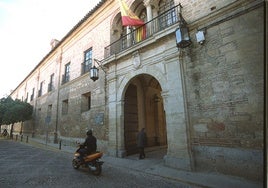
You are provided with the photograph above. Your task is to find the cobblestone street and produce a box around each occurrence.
[0,140,199,188]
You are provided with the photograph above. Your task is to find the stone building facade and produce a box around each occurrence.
[8,0,264,181]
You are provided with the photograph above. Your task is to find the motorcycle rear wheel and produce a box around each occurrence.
[92,163,102,176]
[72,159,80,169]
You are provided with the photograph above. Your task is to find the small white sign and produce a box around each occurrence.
[196,31,205,44]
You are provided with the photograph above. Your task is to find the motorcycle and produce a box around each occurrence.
[72,144,104,176]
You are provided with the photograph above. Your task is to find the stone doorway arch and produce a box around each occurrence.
[123,74,167,156]
[107,58,192,170]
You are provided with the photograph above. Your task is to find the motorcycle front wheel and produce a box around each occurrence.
[92,162,102,176]
[72,159,80,169]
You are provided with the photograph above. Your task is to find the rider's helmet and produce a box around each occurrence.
[86,130,92,136]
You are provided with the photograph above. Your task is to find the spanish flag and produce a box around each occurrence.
[118,0,145,26]
[136,26,146,42]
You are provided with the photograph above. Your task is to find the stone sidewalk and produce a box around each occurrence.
[12,137,263,188]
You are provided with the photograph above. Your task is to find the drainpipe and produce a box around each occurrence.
[32,70,40,137]
[54,48,62,143]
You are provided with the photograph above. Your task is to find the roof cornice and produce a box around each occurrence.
[10,0,107,96]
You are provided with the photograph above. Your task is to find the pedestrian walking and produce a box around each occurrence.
[137,128,147,159]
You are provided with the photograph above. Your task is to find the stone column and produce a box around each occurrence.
[162,59,192,171]
[116,99,126,157]
[144,0,153,35]
[144,0,153,21]
[126,26,132,47]
[107,74,117,156]
[107,73,126,157]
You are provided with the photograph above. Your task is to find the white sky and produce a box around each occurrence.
[0,0,101,98]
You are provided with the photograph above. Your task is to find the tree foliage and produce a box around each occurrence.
[0,97,33,126]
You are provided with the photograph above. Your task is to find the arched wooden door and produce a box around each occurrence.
[124,84,139,155]
[124,75,167,156]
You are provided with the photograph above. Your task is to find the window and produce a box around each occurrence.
[48,73,54,92]
[47,104,52,117]
[121,27,128,49]
[81,92,91,112]
[25,92,28,102]
[62,63,70,84]
[37,108,41,121]
[38,81,43,97]
[30,88,35,101]
[62,99,69,115]
[81,48,92,75]
[159,0,177,29]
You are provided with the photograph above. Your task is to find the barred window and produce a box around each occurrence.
[81,48,92,75]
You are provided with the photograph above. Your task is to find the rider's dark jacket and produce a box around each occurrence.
[82,135,97,154]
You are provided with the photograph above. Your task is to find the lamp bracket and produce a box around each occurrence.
[94,59,107,72]
[178,3,187,25]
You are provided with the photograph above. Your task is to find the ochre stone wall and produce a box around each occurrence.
[8,0,263,181]
[184,6,263,180]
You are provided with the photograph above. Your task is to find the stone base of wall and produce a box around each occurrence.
[193,146,263,181]
[108,148,126,158]
[59,137,108,153]
[164,155,192,171]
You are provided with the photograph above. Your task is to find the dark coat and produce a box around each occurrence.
[82,135,97,154]
[137,129,147,148]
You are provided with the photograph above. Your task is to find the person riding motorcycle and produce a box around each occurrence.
[78,130,97,162]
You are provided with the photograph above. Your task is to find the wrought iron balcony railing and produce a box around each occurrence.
[104,4,180,58]
[38,89,42,97]
[81,62,91,75]
[47,83,53,92]
[62,74,70,85]
[30,94,34,101]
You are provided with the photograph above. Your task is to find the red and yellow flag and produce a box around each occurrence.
[118,0,145,26]
[136,26,146,42]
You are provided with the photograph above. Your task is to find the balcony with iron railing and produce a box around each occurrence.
[104,4,180,58]
[30,94,34,101]
[38,89,42,97]
[62,74,70,85]
[47,83,53,92]
[81,62,91,75]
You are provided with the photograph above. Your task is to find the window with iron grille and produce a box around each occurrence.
[62,63,70,84]
[81,48,92,75]
[38,81,43,97]
[25,92,28,102]
[30,88,35,101]
[159,0,177,29]
[48,73,54,92]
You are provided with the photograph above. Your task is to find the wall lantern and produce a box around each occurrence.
[175,3,191,49]
[90,59,106,82]
[90,65,99,81]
